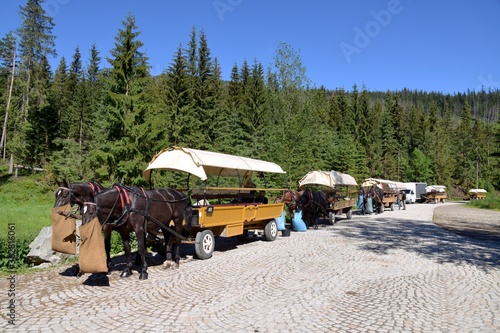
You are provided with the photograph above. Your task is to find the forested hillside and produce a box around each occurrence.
[1,2,499,193]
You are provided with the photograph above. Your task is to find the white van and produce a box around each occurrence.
[404,182,427,204]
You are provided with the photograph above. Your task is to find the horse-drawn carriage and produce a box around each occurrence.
[468,189,486,200]
[143,146,288,260]
[362,178,407,211]
[298,170,358,224]
[421,185,447,203]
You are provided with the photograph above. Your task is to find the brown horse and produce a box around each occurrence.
[369,186,385,214]
[275,190,303,218]
[81,184,193,280]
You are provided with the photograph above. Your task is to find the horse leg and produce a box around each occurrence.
[119,231,133,278]
[162,230,174,269]
[103,225,112,274]
[172,220,184,269]
[135,226,148,280]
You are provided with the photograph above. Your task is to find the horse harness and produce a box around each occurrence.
[102,185,189,240]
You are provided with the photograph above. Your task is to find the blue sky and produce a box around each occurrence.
[1,0,499,94]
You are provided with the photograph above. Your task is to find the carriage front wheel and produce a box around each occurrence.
[329,211,336,224]
[264,220,278,241]
[346,209,352,220]
[195,229,215,260]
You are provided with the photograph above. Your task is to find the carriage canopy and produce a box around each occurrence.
[362,178,407,191]
[468,188,486,194]
[298,170,358,189]
[143,146,286,182]
[425,185,446,193]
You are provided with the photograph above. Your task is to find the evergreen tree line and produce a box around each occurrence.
[1,1,499,193]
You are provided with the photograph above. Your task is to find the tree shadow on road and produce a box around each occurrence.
[332,217,500,272]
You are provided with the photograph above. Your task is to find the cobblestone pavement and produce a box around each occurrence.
[2,202,499,332]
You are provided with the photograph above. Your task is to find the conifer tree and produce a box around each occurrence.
[99,13,150,183]
[15,0,56,165]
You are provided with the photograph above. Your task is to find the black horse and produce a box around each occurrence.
[81,184,193,280]
[296,189,329,229]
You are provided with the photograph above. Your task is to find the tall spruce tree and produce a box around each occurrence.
[99,13,150,183]
[15,0,56,165]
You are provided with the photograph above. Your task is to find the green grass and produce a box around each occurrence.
[0,170,55,240]
[466,194,500,211]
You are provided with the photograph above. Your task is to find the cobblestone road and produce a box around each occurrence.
[2,202,499,332]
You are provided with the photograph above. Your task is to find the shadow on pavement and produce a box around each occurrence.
[331,217,500,272]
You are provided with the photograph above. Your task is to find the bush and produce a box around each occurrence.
[467,194,500,211]
[0,235,33,270]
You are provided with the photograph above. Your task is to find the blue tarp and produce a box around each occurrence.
[366,197,373,214]
[292,210,307,232]
[357,194,364,210]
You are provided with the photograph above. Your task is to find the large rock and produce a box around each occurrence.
[27,227,74,266]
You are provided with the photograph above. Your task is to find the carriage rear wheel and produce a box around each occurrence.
[195,229,215,260]
[346,209,352,220]
[390,203,394,211]
[264,220,278,241]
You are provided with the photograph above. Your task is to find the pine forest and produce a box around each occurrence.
[1,2,500,195]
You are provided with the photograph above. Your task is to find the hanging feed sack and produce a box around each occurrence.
[51,204,77,255]
[78,217,108,274]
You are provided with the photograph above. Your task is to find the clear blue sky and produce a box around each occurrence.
[1,0,499,94]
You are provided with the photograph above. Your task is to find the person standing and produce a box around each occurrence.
[401,190,407,210]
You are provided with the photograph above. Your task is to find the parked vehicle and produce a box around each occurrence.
[421,185,447,203]
[468,189,487,200]
[404,182,428,204]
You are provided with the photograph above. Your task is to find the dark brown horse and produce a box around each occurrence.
[81,184,193,280]
[369,186,385,214]
[296,189,329,229]
[275,190,303,218]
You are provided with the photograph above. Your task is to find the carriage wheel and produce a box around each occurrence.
[264,220,278,241]
[195,229,215,260]
[390,203,394,211]
[329,211,336,224]
[433,198,438,204]
[346,209,352,220]
[441,198,445,203]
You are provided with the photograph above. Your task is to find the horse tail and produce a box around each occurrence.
[183,196,194,226]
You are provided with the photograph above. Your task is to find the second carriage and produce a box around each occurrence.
[298,170,358,223]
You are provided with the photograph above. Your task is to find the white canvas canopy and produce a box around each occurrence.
[468,188,487,194]
[143,146,286,182]
[298,170,358,189]
[425,185,446,193]
[363,178,407,191]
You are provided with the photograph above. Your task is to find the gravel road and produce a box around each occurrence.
[1,201,499,333]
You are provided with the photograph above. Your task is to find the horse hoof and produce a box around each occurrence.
[139,273,148,280]
[162,261,172,269]
[120,270,132,278]
[174,263,180,269]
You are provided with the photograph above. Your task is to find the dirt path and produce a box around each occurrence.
[433,202,500,242]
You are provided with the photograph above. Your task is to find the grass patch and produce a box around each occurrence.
[467,194,500,211]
